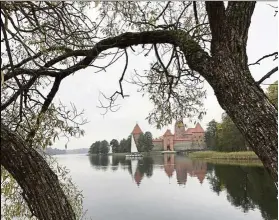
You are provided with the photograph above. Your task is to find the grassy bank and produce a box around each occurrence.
[195,158,263,167]
[188,151,260,160]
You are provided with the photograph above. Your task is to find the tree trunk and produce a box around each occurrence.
[208,58,278,185]
[1,124,76,220]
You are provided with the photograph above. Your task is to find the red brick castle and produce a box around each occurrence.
[131,119,206,151]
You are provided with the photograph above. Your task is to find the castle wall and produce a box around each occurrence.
[174,140,193,150]
[152,139,206,151]
[152,141,164,151]
[192,132,206,149]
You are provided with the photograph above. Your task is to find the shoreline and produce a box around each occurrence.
[188,151,260,160]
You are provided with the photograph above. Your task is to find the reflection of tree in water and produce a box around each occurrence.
[111,156,120,166]
[110,156,119,171]
[89,155,100,170]
[208,164,277,220]
[89,155,109,171]
[111,165,119,172]
[137,157,154,178]
[100,156,109,171]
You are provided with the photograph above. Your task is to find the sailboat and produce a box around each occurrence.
[108,145,113,155]
[125,135,143,158]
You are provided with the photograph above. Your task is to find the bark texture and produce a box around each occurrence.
[1,124,76,220]
[203,2,278,185]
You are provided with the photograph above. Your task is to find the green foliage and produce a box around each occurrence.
[189,151,259,160]
[110,139,120,153]
[89,140,109,154]
[266,81,278,108]
[100,140,109,154]
[119,135,131,153]
[89,141,100,154]
[137,132,154,152]
[90,136,132,154]
[205,114,247,152]
[205,120,217,149]
[137,157,154,178]
[137,134,145,152]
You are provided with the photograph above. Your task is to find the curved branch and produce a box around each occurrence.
[5,30,212,82]
[257,67,278,85]
[26,77,62,145]
[1,124,76,220]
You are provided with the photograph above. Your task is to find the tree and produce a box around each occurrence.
[216,114,247,152]
[1,151,84,220]
[266,81,278,108]
[110,139,120,153]
[1,1,278,218]
[137,134,146,152]
[137,132,154,152]
[89,140,109,154]
[144,132,154,152]
[118,136,131,153]
[125,135,132,153]
[100,140,109,154]
[89,141,101,154]
[205,120,218,150]
[206,116,247,152]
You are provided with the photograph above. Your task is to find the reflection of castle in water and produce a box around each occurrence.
[89,155,207,187]
[128,159,144,186]
[164,154,207,185]
[127,155,207,186]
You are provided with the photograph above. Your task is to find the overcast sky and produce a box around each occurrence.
[52,2,278,150]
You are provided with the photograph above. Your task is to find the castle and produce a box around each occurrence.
[131,120,206,151]
[131,155,207,186]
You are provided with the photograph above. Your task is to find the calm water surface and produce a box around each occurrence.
[55,154,277,220]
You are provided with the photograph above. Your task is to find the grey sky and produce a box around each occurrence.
[52,2,278,150]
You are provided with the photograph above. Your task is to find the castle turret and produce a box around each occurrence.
[174,120,186,139]
[131,123,143,145]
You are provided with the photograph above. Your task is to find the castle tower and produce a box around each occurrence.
[131,123,143,145]
[163,129,174,151]
[174,120,186,139]
[192,123,206,149]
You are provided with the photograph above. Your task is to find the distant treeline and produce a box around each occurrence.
[45,148,89,155]
[89,131,154,154]
[89,136,132,154]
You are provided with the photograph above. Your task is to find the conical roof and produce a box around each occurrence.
[132,124,143,134]
[163,129,173,136]
[193,123,204,133]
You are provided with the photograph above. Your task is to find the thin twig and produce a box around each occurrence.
[257,67,278,85]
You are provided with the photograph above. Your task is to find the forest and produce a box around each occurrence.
[205,81,278,152]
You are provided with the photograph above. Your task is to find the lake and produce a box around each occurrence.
[55,154,277,220]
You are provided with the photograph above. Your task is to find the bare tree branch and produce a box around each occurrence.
[257,67,278,85]
[249,52,278,66]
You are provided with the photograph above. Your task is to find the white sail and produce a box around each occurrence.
[131,159,138,176]
[108,145,112,154]
[131,135,138,153]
